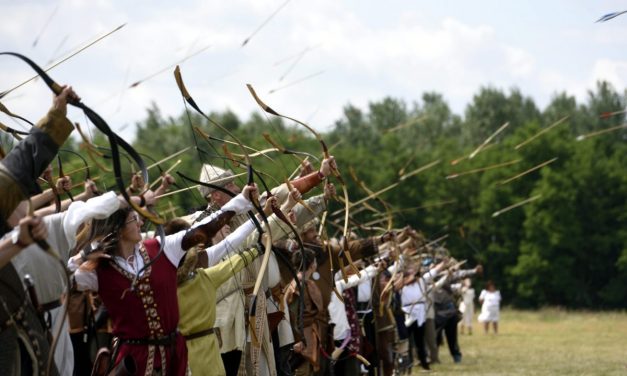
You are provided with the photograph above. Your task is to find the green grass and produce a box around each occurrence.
[419,308,627,375]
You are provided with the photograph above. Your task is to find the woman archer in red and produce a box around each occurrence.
[71,182,259,375]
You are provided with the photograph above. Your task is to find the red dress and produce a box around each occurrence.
[97,239,187,375]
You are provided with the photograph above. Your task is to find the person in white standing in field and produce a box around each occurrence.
[478,280,501,334]
[458,278,475,335]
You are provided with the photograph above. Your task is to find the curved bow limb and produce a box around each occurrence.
[174,67,277,340]
[173,65,270,232]
[0,52,164,225]
[246,84,357,273]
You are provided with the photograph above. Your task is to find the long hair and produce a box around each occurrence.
[89,207,133,249]
[79,207,133,270]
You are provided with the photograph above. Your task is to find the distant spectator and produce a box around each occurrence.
[478,280,501,334]
[459,278,475,335]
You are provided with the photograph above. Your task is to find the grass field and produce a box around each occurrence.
[421,308,627,375]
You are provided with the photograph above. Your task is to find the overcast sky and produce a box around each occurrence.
[1,0,626,140]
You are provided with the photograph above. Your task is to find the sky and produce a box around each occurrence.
[1,0,627,141]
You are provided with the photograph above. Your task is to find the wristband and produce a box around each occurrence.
[317,171,326,180]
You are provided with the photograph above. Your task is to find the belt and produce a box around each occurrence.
[184,327,222,348]
[120,331,178,346]
[41,299,62,312]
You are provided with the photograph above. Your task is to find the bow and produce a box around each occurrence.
[246,84,361,275]
[348,166,393,217]
[173,66,277,344]
[0,53,163,223]
[173,65,271,248]
[0,52,167,296]
[177,171,306,343]
[173,68,311,348]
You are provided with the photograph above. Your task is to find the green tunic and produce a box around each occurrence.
[177,249,258,375]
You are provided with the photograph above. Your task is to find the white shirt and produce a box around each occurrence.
[329,265,379,341]
[72,193,253,291]
[356,273,372,315]
[462,287,475,306]
[479,289,501,309]
[401,268,438,327]
[354,257,403,307]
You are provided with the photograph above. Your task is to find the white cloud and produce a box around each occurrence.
[1,0,626,142]
[505,47,535,77]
